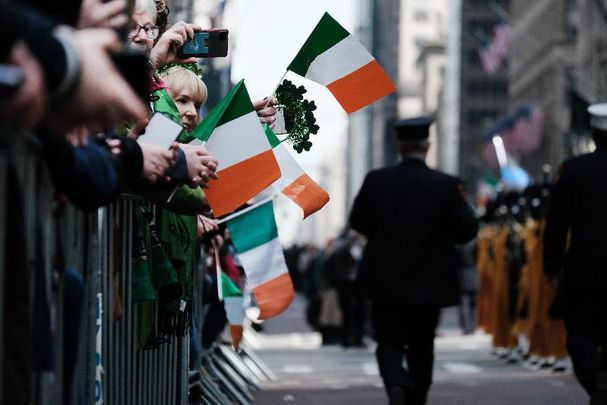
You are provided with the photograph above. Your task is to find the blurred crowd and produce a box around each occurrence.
[1,0,276,403]
[286,229,484,348]
[286,229,369,347]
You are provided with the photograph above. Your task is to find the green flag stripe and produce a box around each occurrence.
[221,272,243,297]
[152,88,181,123]
[227,201,278,252]
[287,12,350,76]
[191,80,254,142]
[216,81,255,127]
[263,124,281,148]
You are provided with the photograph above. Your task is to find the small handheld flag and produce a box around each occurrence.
[226,201,294,319]
[287,12,396,114]
[264,125,329,218]
[192,80,281,217]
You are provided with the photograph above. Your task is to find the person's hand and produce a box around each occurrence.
[52,29,147,131]
[197,215,219,239]
[0,41,47,129]
[179,143,219,188]
[106,138,122,155]
[149,21,201,69]
[253,97,277,127]
[138,141,178,183]
[127,118,149,139]
[65,127,90,146]
[211,234,224,250]
[78,0,128,29]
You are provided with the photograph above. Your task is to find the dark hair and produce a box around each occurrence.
[398,139,430,155]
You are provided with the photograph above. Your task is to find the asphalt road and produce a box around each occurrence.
[248,296,587,405]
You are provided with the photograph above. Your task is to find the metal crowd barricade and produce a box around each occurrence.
[0,135,190,405]
[0,134,274,404]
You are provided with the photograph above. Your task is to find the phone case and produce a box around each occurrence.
[178,30,229,58]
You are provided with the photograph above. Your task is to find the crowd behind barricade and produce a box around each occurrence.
[476,180,570,372]
[0,0,276,404]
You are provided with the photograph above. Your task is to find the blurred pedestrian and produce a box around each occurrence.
[455,239,479,335]
[325,228,367,347]
[544,103,607,403]
[349,117,478,405]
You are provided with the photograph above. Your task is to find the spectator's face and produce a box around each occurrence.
[129,11,156,50]
[171,88,202,131]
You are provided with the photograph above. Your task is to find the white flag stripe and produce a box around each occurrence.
[237,239,289,288]
[306,35,374,86]
[224,296,245,324]
[273,144,305,190]
[206,110,271,170]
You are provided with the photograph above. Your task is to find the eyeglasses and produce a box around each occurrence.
[129,22,160,40]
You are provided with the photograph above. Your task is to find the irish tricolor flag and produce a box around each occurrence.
[192,80,281,217]
[226,201,294,319]
[287,12,396,114]
[264,125,329,218]
[219,272,245,351]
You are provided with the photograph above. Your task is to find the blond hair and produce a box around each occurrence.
[160,67,208,106]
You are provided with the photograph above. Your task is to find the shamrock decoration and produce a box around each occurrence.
[157,62,204,78]
[275,79,320,153]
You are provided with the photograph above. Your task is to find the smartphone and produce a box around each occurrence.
[178,30,229,58]
[137,112,183,149]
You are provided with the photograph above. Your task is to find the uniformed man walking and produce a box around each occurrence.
[544,103,607,404]
[349,117,478,405]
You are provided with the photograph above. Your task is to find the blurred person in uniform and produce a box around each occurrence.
[544,103,607,403]
[349,117,478,405]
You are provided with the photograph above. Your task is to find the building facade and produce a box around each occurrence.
[510,0,577,177]
[455,0,510,189]
[346,0,451,209]
[345,0,400,209]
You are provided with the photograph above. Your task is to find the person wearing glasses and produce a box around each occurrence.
[130,0,200,70]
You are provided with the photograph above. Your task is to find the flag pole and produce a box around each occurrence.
[215,246,223,301]
[217,194,279,225]
[261,70,288,110]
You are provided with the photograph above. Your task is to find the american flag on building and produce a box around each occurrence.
[476,19,513,74]
[482,104,545,168]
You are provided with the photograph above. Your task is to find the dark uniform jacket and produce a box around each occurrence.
[544,148,607,336]
[349,157,479,307]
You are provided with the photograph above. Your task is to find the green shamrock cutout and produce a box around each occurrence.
[275,79,320,153]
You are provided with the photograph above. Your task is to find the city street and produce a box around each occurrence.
[250,297,587,405]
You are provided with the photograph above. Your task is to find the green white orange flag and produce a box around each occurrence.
[264,125,329,218]
[219,271,245,351]
[191,80,281,217]
[287,12,396,114]
[226,201,294,320]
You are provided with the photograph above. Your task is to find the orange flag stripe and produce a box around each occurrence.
[282,174,330,218]
[229,325,244,351]
[326,59,396,114]
[206,149,281,217]
[253,272,295,320]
